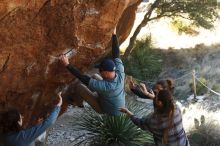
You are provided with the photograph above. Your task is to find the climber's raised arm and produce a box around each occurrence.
[112,27,120,59]
[60,55,91,86]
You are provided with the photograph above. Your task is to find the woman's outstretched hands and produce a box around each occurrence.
[129,80,136,90]
[57,92,63,107]
[119,107,129,113]
[119,107,134,117]
[139,83,148,93]
[139,83,155,99]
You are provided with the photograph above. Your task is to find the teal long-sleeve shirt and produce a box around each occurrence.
[4,106,60,146]
[88,58,125,115]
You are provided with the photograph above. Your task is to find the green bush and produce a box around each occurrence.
[124,37,162,81]
[189,77,208,95]
[74,101,154,146]
[212,84,220,92]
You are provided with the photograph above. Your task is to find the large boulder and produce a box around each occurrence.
[0,0,141,127]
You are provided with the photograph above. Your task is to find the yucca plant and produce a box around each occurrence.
[74,100,154,146]
[124,36,162,81]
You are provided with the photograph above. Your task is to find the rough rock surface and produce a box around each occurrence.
[0,0,140,127]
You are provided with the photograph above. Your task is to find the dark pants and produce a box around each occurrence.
[76,74,103,113]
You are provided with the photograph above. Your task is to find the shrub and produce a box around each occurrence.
[124,36,162,81]
[212,84,220,92]
[74,101,154,146]
[189,77,208,95]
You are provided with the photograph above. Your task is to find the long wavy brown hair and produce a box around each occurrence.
[154,90,175,146]
[154,79,175,94]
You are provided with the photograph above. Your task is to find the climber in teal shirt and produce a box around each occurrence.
[60,27,125,115]
[2,92,62,146]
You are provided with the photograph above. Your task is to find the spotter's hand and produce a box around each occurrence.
[56,92,63,107]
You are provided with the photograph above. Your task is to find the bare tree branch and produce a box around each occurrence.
[123,0,162,59]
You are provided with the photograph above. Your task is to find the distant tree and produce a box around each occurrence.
[123,0,219,58]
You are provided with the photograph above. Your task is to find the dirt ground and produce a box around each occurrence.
[45,106,87,146]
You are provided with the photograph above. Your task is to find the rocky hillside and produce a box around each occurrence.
[159,45,220,101]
